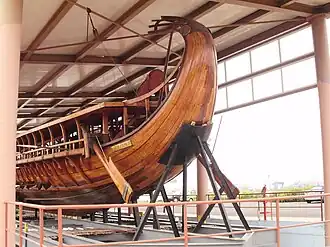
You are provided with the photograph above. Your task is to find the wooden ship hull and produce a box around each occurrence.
[15,17,218,206]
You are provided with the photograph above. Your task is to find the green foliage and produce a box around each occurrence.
[206,185,317,203]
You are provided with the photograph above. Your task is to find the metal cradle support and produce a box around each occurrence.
[203,140,250,230]
[193,136,251,232]
[132,144,180,241]
[149,191,161,229]
[132,124,250,241]
[196,135,232,236]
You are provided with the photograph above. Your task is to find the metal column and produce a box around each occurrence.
[0,1,22,246]
[311,14,330,247]
[197,159,208,220]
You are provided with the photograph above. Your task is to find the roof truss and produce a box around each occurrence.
[18,0,330,130]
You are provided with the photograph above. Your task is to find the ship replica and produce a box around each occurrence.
[15,17,222,207]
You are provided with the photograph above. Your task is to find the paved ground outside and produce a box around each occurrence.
[113,201,324,222]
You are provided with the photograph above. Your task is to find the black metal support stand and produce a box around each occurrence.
[132,124,250,241]
[160,186,180,237]
[118,207,122,225]
[103,209,109,223]
[182,160,188,232]
[131,199,140,227]
[90,212,95,221]
[132,144,179,241]
[196,136,232,236]
[192,187,224,233]
[149,191,160,229]
[202,142,251,231]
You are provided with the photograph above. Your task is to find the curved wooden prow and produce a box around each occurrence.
[136,69,165,96]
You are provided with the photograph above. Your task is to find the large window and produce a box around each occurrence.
[226,52,251,81]
[216,25,317,112]
[253,70,283,100]
[251,41,280,72]
[282,58,316,91]
[227,79,253,107]
[279,27,314,62]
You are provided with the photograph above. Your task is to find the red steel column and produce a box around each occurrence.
[311,14,330,247]
[197,159,208,219]
[0,1,22,246]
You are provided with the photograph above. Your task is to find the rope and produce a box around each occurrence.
[65,0,179,56]
[85,8,138,96]
[211,115,223,153]
[95,135,107,162]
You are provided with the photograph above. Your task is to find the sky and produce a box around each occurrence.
[165,19,330,192]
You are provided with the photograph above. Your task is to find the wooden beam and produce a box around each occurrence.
[222,0,314,17]
[21,0,77,62]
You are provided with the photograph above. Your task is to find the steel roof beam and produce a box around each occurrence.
[65,8,271,113]
[75,0,157,60]
[17,65,70,109]
[22,53,170,67]
[18,1,77,109]
[21,0,77,63]
[17,1,223,130]
[18,92,131,99]
[217,17,308,61]
[169,9,270,63]
[118,1,222,62]
[71,1,224,109]
[222,0,314,17]
[17,0,155,129]
[20,103,86,109]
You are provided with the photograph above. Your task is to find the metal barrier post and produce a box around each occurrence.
[321,195,324,221]
[270,201,273,220]
[276,199,280,247]
[184,204,188,247]
[19,205,23,247]
[4,203,8,247]
[39,209,44,247]
[58,208,63,247]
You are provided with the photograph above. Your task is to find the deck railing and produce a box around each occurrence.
[4,192,330,247]
[16,139,85,162]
